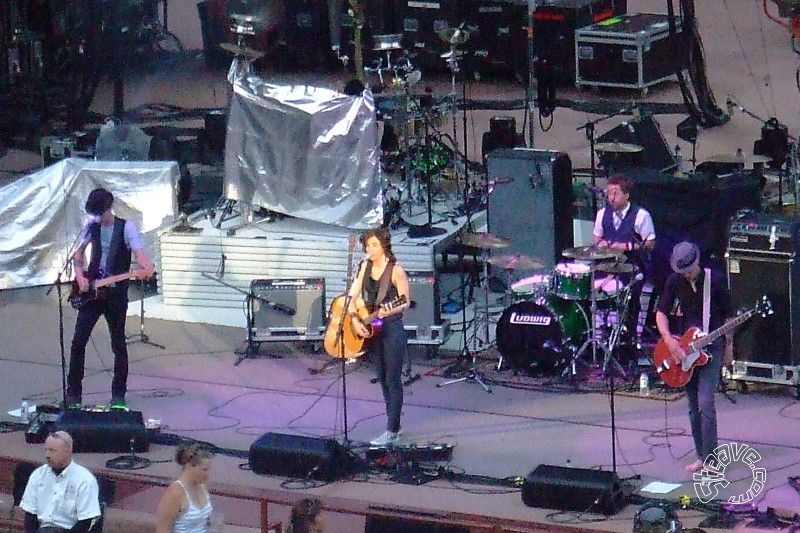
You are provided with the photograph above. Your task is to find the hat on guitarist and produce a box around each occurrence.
[669,241,700,274]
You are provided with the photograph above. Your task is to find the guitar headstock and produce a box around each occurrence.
[755,295,773,317]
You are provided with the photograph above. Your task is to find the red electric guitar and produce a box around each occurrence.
[653,296,772,388]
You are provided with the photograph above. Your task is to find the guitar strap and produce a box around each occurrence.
[375,261,395,308]
[702,267,711,333]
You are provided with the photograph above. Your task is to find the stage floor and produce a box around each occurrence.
[1,286,799,531]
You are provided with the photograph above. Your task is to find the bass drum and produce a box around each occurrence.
[496,295,589,375]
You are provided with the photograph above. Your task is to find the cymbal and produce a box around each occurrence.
[437,26,470,45]
[487,254,545,271]
[460,232,511,249]
[562,245,623,261]
[595,141,643,153]
[596,262,634,274]
[703,153,746,163]
[219,42,264,60]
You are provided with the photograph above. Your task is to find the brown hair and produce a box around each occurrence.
[175,442,214,467]
[607,174,633,194]
[290,498,323,533]
[360,227,395,262]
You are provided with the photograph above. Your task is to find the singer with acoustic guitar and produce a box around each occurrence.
[66,188,154,410]
[347,227,410,447]
[655,241,733,474]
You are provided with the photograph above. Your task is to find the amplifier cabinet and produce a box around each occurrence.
[404,271,450,344]
[576,13,687,91]
[250,278,325,341]
[727,251,800,367]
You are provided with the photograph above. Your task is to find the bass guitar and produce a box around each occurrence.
[324,295,407,359]
[68,269,153,309]
[653,296,772,388]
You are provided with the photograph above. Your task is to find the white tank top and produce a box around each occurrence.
[172,480,213,533]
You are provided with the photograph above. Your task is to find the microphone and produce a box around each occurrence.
[217,253,226,278]
[726,97,734,115]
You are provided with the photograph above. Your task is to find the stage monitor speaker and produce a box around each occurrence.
[249,432,354,482]
[486,148,573,270]
[365,515,469,533]
[521,464,627,515]
[727,252,800,366]
[250,278,325,336]
[55,410,149,453]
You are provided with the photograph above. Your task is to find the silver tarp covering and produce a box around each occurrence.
[224,77,382,229]
[0,158,177,289]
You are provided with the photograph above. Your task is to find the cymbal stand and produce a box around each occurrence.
[437,247,492,393]
[563,261,610,380]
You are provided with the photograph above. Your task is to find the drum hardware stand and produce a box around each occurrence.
[437,245,493,394]
[563,260,608,380]
[126,279,165,349]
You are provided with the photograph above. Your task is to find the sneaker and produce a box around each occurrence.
[109,398,128,411]
[370,430,400,447]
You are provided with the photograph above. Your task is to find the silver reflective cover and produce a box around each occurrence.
[224,75,382,229]
[0,158,177,289]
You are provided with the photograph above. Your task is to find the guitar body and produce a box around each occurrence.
[68,269,152,310]
[324,296,373,358]
[653,327,710,388]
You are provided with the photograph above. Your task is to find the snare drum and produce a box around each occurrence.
[554,262,591,300]
[593,276,624,299]
[496,294,589,375]
[510,273,553,300]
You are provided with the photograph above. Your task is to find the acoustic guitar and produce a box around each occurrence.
[324,295,407,358]
[653,296,772,388]
[68,269,153,309]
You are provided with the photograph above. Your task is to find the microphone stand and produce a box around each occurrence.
[335,293,353,445]
[47,228,86,408]
[576,107,631,212]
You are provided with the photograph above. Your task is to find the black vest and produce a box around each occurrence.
[87,217,132,290]
[601,204,646,271]
[362,260,398,308]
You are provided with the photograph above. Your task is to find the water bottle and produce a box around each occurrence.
[639,372,650,396]
[20,400,29,423]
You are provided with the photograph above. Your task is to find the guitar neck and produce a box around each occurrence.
[93,270,146,289]
[692,309,755,349]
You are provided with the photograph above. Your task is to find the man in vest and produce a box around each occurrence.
[67,188,154,409]
[592,175,656,357]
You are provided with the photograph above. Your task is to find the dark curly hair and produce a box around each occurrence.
[607,174,633,195]
[360,227,395,262]
[85,188,114,216]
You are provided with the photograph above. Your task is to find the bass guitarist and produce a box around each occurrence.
[67,188,154,409]
[655,241,733,473]
[347,227,410,447]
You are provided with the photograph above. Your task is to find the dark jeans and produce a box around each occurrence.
[686,340,723,460]
[68,289,129,402]
[372,317,406,433]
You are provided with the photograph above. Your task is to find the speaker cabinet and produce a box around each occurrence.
[521,464,627,515]
[727,252,800,366]
[404,272,441,340]
[486,149,573,270]
[56,410,149,453]
[250,278,325,340]
[249,432,354,482]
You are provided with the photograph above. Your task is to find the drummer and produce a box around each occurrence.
[592,174,656,341]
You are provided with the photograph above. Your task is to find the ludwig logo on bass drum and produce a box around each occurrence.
[509,312,552,326]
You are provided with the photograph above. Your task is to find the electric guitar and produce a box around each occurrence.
[324,294,407,358]
[653,296,772,388]
[68,269,153,309]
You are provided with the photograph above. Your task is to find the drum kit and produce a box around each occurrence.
[477,241,641,378]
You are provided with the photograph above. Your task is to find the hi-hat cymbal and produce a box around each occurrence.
[460,232,511,249]
[562,245,623,260]
[595,141,643,153]
[219,42,264,60]
[437,26,470,45]
[487,254,545,271]
[596,262,634,274]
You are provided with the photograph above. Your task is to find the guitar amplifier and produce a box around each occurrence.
[250,278,325,341]
[728,212,795,255]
